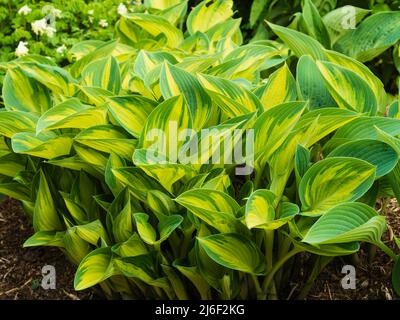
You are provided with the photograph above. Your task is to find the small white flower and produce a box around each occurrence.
[99,19,108,28]
[18,5,32,15]
[46,26,57,37]
[56,44,67,54]
[31,18,48,35]
[118,3,128,16]
[15,41,29,57]
[52,8,62,18]
[88,9,94,15]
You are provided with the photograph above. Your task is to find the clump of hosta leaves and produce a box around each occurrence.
[0,0,400,299]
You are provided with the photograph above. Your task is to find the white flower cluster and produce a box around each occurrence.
[18,5,32,15]
[31,18,56,37]
[56,44,67,55]
[15,41,29,57]
[118,3,128,16]
[99,19,109,28]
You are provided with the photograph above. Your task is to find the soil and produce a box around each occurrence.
[0,197,399,300]
[0,198,98,300]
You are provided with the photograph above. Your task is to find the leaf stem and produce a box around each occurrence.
[262,247,302,295]
[377,241,397,260]
[250,275,263,300]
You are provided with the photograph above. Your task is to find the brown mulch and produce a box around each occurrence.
[0,198,98,300]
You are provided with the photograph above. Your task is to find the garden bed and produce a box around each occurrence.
[0,198,98,300]
[1,197,398,300]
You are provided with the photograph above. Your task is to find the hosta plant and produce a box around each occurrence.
[0,0,400,299]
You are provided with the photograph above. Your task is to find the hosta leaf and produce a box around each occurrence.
[12,131,73,159]
[206,18,242,47]
[3,67,52,113]
[245,189,276,229]
[316,61,377,115]
[126,13,184,47]
[334,12,400,62]
[198,73,261,117]
[0,110,38,138]
[0,153,25,177]
[64,228,91,265]
[249,0,267,27]
[267,22,326,60]
[186,0,233,35]
[112,167,166,202]
[294,144,311,182]
[158,214,183,243]
[74,125,136,160]
[223,44,282,72]
[70,40,118,78]
[114,253,169,288]
[111,233,148,257]
[290,236,360,256]
[77,86,115,107]
[197,233,265,275]
[186,113,255,169]
[176,188,239,215]
[105,153,127,196]
[81,56,121,94]
[254,101,307,164]
[33,171,63,232]
[140,95,192,157]
[255,63,297,111]
[75,220,109,246]
[134,213,157,245]
[147,190,177,216]
[36,98,108,133]
[60,192,87,224]
[0,182,31,202]
[160,62,211,130]
[23,231,65,248]
[325,50,387,112]
[173,259,211,300]
[74,247,119,291]
[134,50,177,83]
[112,198,134,244]
[73,144,108,170]
[294,108,357,148]
[156,2,187,26]
[145,0,184,10]
[296,55,337,110]
[299,157,376,215]
[303,203,387,245]
[175,188,242,233]
[328,139,398,177]
[69,40,105,61]
[106,95,157,138]
[133,149,196,194]
[47,155,103,179]
[302,0,331,48]
[15,62,75,95]
[333,117,400,141]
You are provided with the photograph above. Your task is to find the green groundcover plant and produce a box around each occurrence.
[0,0,126,63]
[1,0,400,299]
